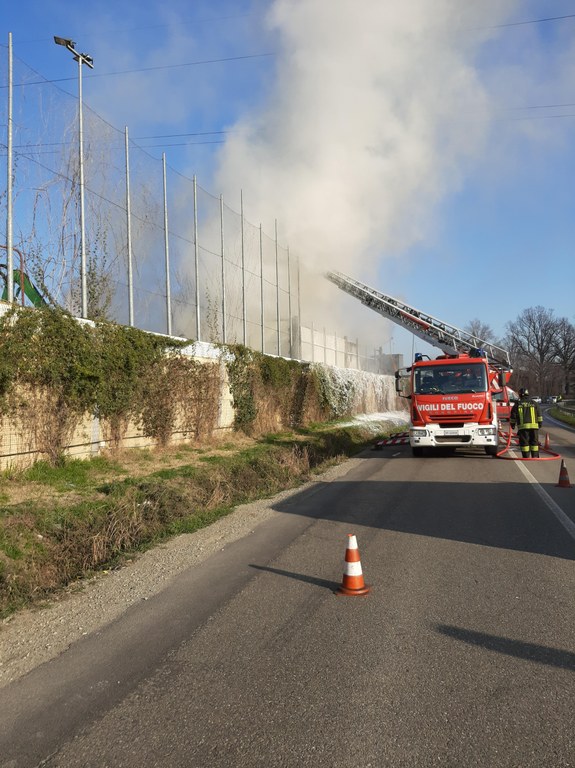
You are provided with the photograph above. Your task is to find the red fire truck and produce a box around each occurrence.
[325,270,512,457]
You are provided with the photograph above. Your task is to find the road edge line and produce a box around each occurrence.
[515,459,575,542]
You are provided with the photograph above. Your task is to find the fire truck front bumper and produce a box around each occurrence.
[409,426,498,448]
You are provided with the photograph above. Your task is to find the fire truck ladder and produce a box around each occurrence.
[325,270,511,369]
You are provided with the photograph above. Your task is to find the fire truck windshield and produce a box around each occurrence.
[414,363,487,395]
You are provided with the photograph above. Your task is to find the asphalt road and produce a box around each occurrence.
[2,417,574,768]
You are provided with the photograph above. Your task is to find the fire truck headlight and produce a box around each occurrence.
[410,428,428,438]
[478,427,497,436]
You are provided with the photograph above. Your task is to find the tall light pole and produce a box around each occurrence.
[54,36,93,319]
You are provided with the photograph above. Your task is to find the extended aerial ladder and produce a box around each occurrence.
[325,270,511,371]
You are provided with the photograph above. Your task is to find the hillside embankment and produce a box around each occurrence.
[0,306,406,621]
[0,415,408,692]
[0,422,411,620]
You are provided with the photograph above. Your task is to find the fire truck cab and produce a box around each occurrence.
[395,350,501,456]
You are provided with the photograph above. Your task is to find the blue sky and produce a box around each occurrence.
[2,0,575,364]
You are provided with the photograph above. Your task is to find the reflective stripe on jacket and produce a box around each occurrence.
[510,400,542,430]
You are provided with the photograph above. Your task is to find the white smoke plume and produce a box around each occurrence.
[214,0,519,337]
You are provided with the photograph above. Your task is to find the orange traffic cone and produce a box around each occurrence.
[556,460,572,488]
[337,534,370,596]
[544,433,550,451]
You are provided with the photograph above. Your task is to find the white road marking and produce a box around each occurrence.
[514,459,575,542]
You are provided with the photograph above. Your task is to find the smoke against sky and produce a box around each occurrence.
[212,0,530,342]
[217,1,498,259]
[241,1,574,358]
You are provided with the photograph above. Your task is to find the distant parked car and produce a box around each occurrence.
[532,395,542,403]
[547,396,558,404]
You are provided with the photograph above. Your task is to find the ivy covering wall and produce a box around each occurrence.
[0,307,401,468]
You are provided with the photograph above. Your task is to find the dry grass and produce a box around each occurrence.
[0,423,400,618]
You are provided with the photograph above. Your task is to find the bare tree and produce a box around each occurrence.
[11,114,119,320]
[553,317,575,396]
[465,318,495,345]
[505,307,559,394]
[68,224,115,321]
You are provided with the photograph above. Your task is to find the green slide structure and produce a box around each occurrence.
[1,268,47,308]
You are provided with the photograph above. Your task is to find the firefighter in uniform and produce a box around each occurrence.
[510,388,543,459]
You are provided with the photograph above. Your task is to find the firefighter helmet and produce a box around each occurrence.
[519,387,529,398]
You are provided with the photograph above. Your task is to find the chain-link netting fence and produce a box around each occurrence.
[2,41,396,373]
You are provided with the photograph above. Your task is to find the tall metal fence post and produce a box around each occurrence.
[124,127,134,327]
[335,330,338,367]
[296,252,302,360]
[311,322,315,363]
[287,247,293,358]
[162,153,172,336]
[5,34,14,303]
[275,219,280,356]
[240,190,247,345]
[193,175,200,341]
[77,53,88,318]
[220,194,227,344]
[260,224,264,353]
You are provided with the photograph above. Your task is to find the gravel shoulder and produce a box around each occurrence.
[0,457,363,688]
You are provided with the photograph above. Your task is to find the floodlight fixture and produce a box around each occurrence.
[54,36,75,48]
[53,35,94,69]
[54,34,95,318]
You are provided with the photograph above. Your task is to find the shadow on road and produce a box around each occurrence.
[271,474,575,561]
[249,564,340,592]
[436,623,575,671]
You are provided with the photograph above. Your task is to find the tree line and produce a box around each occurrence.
[465,308,575,398]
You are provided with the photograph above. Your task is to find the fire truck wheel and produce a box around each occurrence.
[412,447,424,457]
[484,446,498,457]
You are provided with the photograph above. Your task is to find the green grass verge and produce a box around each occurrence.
[0,422,396,618]
[549,406,575,428]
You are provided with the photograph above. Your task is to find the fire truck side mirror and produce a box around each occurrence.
[395,369,411,398]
